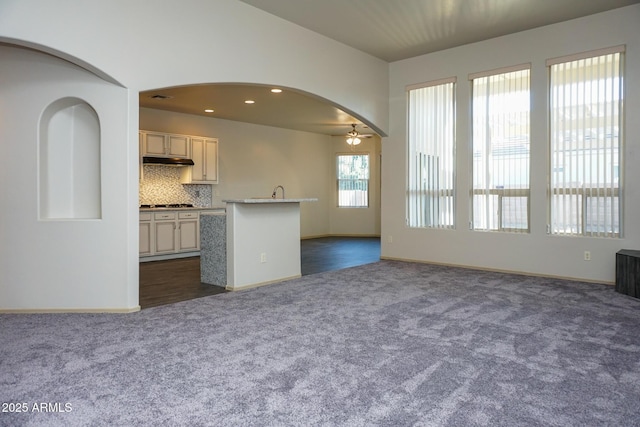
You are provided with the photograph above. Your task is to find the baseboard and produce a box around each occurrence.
[380,256,615,285]
[140,251,200,262]
[301,234,381,240]
[0,306,141,314]
[226,275,301,291]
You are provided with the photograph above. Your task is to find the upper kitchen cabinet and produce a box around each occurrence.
[181,137,219,184]
[140,131,190,159]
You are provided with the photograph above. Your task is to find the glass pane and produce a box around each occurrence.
[549,52,622,238]
[338,179,368,207]
[551,194,582,235]
[473,194,499,231]
[337,154,369,207]
[472,68,530,232]
[407,82,456,228]
[502,197,528,230]
[585,196,619,235]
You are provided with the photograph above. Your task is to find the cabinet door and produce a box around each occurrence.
[142,132,167,156]
[139,221,152,256]
[181,137,218,184]
[203,139,218,183]
[190,137,206,181]
[167,135,190,158]
[154,221,176,253]
[178,219,199,251]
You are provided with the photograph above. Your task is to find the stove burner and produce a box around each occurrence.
[140,203,194,209]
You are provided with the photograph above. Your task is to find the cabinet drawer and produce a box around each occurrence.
[154,212,176,220]
[140,212,152,221]
[178,212,199,219]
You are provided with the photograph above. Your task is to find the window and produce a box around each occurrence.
[407,78,456,228]
[548,47,623,237]
[471,65,530,232]
[337,154,369,207]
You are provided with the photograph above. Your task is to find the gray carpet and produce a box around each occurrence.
[1,260,640,426]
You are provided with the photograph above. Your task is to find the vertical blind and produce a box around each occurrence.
[407,79,456,228]
[471,66,530,232]
[548,47,623,237]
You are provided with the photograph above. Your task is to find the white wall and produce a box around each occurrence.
[383,5,640,283]
[0,0,388,135]
[140,108,333,238]
[0,0,388,311]
[0,45,136,311]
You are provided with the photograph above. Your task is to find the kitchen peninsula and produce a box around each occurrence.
[200,198,317,290]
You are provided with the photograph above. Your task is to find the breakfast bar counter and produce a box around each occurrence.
[200,198,317,290]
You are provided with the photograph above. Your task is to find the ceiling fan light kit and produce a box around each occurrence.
[346,124,362,146]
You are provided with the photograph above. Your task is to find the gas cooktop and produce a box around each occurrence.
[140,203,194,209]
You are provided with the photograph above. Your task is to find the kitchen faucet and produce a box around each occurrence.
[272,185,285,199]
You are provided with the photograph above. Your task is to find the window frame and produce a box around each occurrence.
[547,45,624,238]
[336,153,370,208]
[406,77,457,229]
[469,64,532,233]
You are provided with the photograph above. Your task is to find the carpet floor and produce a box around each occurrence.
[1,260,640,426]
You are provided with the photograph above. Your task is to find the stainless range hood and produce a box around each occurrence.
[142,156,194,166]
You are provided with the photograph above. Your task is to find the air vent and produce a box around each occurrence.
[149,94,174,100]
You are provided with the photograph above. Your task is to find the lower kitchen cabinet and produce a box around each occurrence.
[140,210,205,260]
[177,212,199,251]
[139,213,152,256]
[154,214,177,254]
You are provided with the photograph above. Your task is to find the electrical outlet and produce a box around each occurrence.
[195,190,200,197]
[387,235,393,243]
[584,251,591,261]
[260,253,267,263]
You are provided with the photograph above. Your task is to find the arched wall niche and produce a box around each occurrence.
[39,97,102,220]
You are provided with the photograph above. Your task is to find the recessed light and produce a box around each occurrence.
[244,100,255,104]
[270,88,282,93]
[204,109,214,113]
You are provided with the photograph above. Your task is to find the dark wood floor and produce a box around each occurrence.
[139,236,381,309]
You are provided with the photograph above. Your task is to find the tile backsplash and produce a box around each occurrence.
[139,165,212,207]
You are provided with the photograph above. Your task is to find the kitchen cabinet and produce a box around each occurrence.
[180,137,218,184]
[140,210,204,259]
[140,131,190,159]
[154,212,178,254]
[139,212,152,256]
[177,212,199,251]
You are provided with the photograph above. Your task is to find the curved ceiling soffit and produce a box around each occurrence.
[290,86,388,138]
[0,38,125,87]
[140,82,387,138]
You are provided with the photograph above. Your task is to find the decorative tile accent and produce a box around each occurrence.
[139,165,212,207]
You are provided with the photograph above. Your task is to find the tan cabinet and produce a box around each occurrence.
[139,212,152,256]
[140,131,190,159]
[140,210,201,259]
[154,212,177,254]
[177,212,200,251]
[181,137,218,184]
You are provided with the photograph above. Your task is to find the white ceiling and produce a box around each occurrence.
[238,0,639,62]
[140,0,639,137]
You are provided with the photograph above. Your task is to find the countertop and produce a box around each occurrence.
[222,198,318,204]
[139,206,226,212]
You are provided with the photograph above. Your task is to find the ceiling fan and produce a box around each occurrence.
[345,124,373,146]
